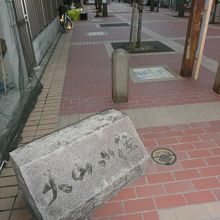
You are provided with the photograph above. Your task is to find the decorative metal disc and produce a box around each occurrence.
[151,148,176,166]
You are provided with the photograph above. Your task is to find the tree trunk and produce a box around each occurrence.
[178,0,185,17]
[129,1,139,49]
[95,0,98,9]
[211,0,218,23]
[150,0,155,11]
[98,0,102,12]
[136,0,144,48]
[156,0,160,12]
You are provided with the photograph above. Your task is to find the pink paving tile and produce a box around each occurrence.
[199,166,220,177]
[209,121,220,127]
[192,177,220,190]
[180,159,207,169]
[135,184,165,198]
[142,21,188,38]
[164,181,195,194]
[205,156,220,166]
[146,173,174,184]
[174,169,201,180]
[156,137,179,146]
[213,189,220,200]
[171,143,195,152]
[184,191,216,205]
[183,128,205,135]
[187,149,212,158]
[163,130,185,137]
[175,151,189,160]
[154,162,182,173]
[133,176,147,186]
[199,133,220,141]
[154,194,186,209]
[143,139,158,148]
[210,148,220,155]
[207,26,220,37]
[110,213,143,220]
[178,135,200,143]
[216,139,220,146]
[110,188,136,201]
[142,132,164,140]
[92,202,124,218]
[143,211,159,220]
[124,198,155,213]
[193,140,218,149]
[204,126,220,133]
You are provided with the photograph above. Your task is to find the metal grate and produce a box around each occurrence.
[151,148,176,166]
[111,41,174,53]
[100,23,130,27]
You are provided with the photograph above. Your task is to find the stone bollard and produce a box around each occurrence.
[112,49,129,103]
[10,109,149,220]
[213,61,220,94]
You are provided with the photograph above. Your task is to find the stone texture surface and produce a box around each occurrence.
[10,109,149,220]
[112,49,129,103]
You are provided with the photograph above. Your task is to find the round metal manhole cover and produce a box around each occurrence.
[151,148,177,166]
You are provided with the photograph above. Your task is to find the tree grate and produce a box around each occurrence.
[99,23,130,27]
[111,41,174,53]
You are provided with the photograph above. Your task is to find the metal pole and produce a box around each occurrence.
[193,0,213,80]
[0,41,7,95]
[213,61,220,94]
[156,0,160,12]
[211,0,218,23]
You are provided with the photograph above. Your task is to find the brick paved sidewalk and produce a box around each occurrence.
[1,2,220,220]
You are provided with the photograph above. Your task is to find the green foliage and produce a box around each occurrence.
[67,9,81,21]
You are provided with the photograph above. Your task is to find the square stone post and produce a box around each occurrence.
[112,49,129,103]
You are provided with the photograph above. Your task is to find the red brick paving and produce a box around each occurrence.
[58,4,220,219]
[60,47,219,114]
[91,120,220,219]
[175,38,220,62]
[60,5,220,116]
[142,21,188,38]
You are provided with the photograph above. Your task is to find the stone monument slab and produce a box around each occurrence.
[10,109,149,220]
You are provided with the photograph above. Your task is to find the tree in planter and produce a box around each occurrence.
[95,0,98,9]
[98,0,102,13]
[129,0,144,50]
[95,0,102,17]
[136,0,144,48]
[211,0,219,23]
[178,0,185,17]
[129,0,139,49]
[150,0,155,11]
